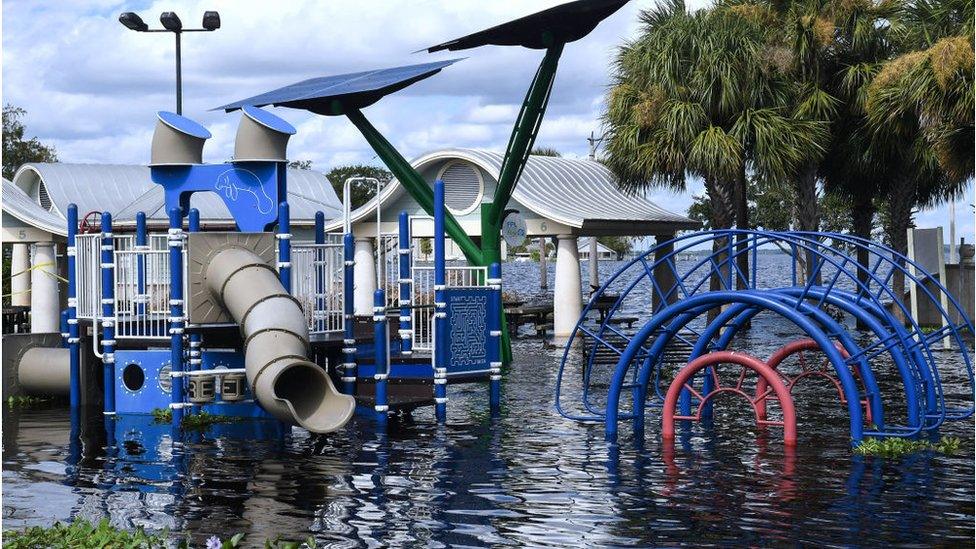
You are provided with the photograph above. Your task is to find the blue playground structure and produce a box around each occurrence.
[556,230,975,446]
[59,106,502,434]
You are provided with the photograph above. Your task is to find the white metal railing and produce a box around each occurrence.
[378,232,400,309]
[291,238,345,334]
[411,265,487,351]
[75,234,136,319]
[113,249,171,339]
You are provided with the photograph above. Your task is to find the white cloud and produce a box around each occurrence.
[3,0,968,231]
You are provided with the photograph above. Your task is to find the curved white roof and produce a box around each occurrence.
[2,177,66,235]
[334,148,698,235]
[4,163,342,236]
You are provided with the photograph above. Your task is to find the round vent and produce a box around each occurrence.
[436,161,484,216]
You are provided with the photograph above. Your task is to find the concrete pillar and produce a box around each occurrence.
[554,234,582,339]
[539,237,548,290]
[588,237,599,292]
[30,242,60,333]
[353,237,377,316]
[10,243,31,307]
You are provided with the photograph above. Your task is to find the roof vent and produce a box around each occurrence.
[437,161,484,216]
[233,105,296,162]
[36,181,52,211]
[150,111,211,166]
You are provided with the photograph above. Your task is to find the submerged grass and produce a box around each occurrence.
[854,436,963,458]
[2,520,317,548]
[150,408,244,431]
[6,395,55,408]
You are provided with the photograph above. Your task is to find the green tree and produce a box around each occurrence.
[530,146,562,157]
[604,0,826,291]
[323,164,394,210]
[3,104,57,180]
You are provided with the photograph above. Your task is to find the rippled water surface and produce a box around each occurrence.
[3,258,974,546]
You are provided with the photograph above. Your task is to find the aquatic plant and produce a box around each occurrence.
[853,436,964,458]
[2,519,168,548]
[150,408,244,431]
[5,395,54,408]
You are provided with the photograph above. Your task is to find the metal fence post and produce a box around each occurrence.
[342,233,357,395]
[100,212,116,415]
[168,207,185,427]
[373,288,388,427]
[66,204,80,408]
[186,208,201,414]
[277,201,292,292]
[433,179,447,422]
[488,262,502,415]
[398,211,413,355]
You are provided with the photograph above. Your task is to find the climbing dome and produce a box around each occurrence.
[555,230,974,445]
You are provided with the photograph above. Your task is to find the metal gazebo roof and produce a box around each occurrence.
[426,0,630,51]
[218,59,462,115]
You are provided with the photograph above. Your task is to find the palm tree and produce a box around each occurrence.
[604,0,825,291]
[865,0,974,317]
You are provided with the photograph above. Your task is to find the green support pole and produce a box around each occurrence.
[344,42,566,366]
[345,108,483,266]
[484,43,564,365]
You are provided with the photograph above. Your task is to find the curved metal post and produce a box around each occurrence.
[66,204,80,408]
[100,212,116,415]
[604,291,863,443]
[168,207,185,427]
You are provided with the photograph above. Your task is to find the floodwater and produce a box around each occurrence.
[3,258,974,547]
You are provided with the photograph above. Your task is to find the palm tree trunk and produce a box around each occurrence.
[706,176,735,322]
[794,164,820,285]
[851,194,875,330]
[733,164,749,291]
[885,176,917,325]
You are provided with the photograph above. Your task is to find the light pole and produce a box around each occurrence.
[119,11,221,115]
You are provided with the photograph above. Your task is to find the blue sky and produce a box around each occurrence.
[3,0,972,246]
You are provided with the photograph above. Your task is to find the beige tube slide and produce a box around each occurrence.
[18,347,70,396]
[206,247,355,433]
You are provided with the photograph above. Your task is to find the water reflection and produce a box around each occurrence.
[2,259,973,545]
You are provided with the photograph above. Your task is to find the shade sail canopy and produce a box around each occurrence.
[218,59,462,115]
[426,0,630,52]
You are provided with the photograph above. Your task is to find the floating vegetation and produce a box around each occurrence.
[150,408,244,431]
[6,395,54,408]
[2,520,319,548]
[854,436,964,458]
[2,519,169,548]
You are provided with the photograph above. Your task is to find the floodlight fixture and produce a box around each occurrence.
[202,11,221,31]
[160,12,183,32]
[119,12,149,32]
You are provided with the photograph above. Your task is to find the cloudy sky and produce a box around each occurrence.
[3,0,972,243]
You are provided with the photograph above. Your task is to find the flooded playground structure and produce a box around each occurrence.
[1,0,974,545]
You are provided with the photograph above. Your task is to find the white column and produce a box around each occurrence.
[353,237,377,316]
[30,241,60,333]
[538,237,548,290]
[588,237,599,292]
[10,243,31,307]
[554,234,582,339]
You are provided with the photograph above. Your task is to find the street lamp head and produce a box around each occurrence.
[119,12,149,32]
[202,11,221,31]
[160,11,183,32]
